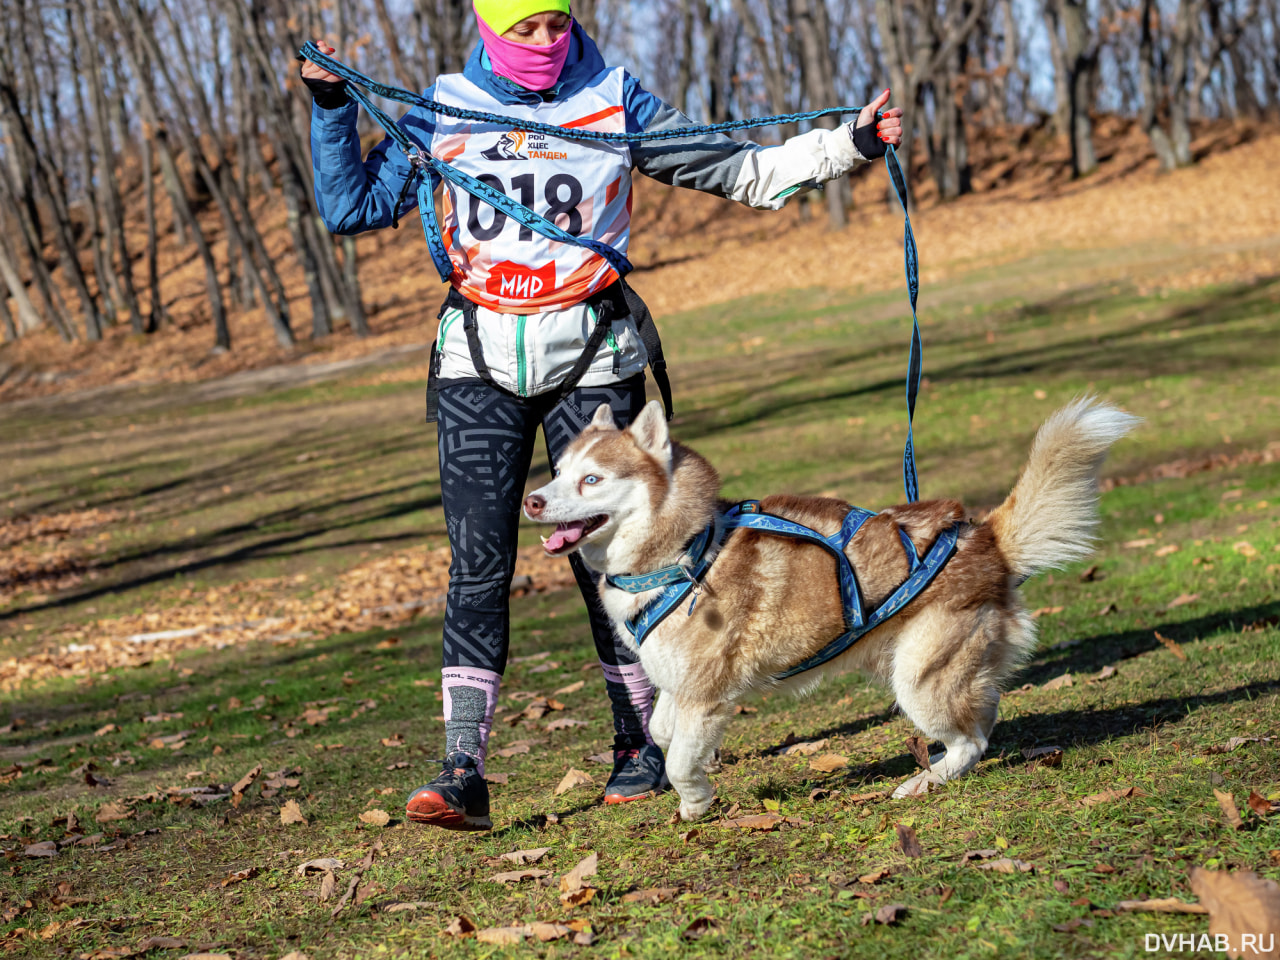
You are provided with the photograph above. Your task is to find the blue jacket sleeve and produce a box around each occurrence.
[310,87,439,235]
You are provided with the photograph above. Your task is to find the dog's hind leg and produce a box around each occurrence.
[667,701,733,821]
[889,606,1006,799]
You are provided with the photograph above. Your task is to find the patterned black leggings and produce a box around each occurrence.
[436,375,648,674]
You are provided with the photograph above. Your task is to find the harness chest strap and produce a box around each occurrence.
[607,501,960,681]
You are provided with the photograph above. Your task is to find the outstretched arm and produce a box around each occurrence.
[301,41,438,235]
[625,81,902,210]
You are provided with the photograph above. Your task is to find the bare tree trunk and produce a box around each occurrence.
[0,287,16,341]
[116,0,292,347]
[372,0,421,90]
[1139,0,1180,170]
[0,231,43,335]
[140,131,164,330]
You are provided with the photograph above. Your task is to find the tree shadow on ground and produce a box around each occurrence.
[836,676,1279,790]
[1018,599,1280,684]
[671,274,1280,445]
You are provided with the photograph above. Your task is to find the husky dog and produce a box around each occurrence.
[523,399,1137,819]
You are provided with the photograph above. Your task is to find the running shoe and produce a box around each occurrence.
[405,752,492,830]
[603,744,668,804]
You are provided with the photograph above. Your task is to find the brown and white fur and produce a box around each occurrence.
[523,398,1137,819]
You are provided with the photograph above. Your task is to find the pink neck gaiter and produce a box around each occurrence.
[476,14,573,92]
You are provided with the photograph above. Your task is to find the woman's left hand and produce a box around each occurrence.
[858,89,903,147]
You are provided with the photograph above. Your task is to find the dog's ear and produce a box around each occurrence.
[589,403,616,430]
[628,400,672,471]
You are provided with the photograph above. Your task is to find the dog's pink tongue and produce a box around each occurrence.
[544,520,587,553]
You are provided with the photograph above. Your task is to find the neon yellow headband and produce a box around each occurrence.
[473,0,572,36]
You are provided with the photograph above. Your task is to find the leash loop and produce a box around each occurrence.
[303,42,927,501]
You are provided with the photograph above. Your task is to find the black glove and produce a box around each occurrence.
[301,73,349,109]
[851,115,887,160]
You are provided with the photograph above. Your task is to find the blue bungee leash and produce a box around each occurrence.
[298,42,925,503]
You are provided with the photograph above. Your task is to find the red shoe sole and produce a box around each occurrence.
[602,791,653,805]
[405,791,492,831]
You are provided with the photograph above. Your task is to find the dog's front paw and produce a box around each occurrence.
[892,770,945,799]
[679,796,715,821]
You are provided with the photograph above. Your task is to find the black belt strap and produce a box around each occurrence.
[621,279,674,421]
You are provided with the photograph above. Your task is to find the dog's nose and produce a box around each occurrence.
[524,493,546,518]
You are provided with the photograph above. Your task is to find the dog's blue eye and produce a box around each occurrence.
[583,475,600,485]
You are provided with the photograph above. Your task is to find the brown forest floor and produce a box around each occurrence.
[1,115,1278,404]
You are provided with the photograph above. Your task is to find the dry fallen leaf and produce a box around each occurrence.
[475,927,529,946]
[1096,664,1118,680]
[546,717,588,731]
[809,753,849,773]
[280,800,307,826]
[94,724,118,737]
[358,809,390,827]
[1022,745,1065,768]
[500,847,550,865]
[977,858,1035,874]
[896,823,924,858]
[559,887,596,907]
[1042,673,1074,691]
[1155,630,1189,660]
[24,841,57,857]
[858,868,891,884]
[319,871,337,902]
[220,866,259,887]
[552,680,585,696]
[483,772,509,784]
[1189,868,1280,958]
[873,904,908,925]
[962,849,1000,863]
[278,953,311,960]
[296,858,343,876]
[490,868,550,884]
[1248,791,1277,817]
[622,887,680,903]
[94,802,133,824]
[721,812,811,830]
[1115,898,1208,914]
[531,922,575,942]
[1214,789,1246,830]
[779,738,829,756]
[492,744,530,758]
[1166,593,1200,610]
[442,916,476,938]
[905,736,932,771]
[559,852,598,894]
[1079,785,1144,807]
[554,768,593,795]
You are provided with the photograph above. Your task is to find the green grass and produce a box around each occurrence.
[1,247,1278,958]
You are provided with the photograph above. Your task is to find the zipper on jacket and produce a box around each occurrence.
[516,314,529,397]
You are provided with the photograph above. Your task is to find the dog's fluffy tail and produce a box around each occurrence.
[987,397,1139,580]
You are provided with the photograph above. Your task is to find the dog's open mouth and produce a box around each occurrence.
[541,515,608,555]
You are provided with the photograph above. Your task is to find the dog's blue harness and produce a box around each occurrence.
[606,501,959,680]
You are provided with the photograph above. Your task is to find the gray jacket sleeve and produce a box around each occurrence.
[626,89,867,210]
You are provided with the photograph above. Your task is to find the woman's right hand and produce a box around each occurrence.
[300,40,342,82]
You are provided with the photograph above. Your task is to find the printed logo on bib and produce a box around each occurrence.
[485,261,557,299]
[480,130,568,162]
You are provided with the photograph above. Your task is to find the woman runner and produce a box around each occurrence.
[302,1,903,830]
